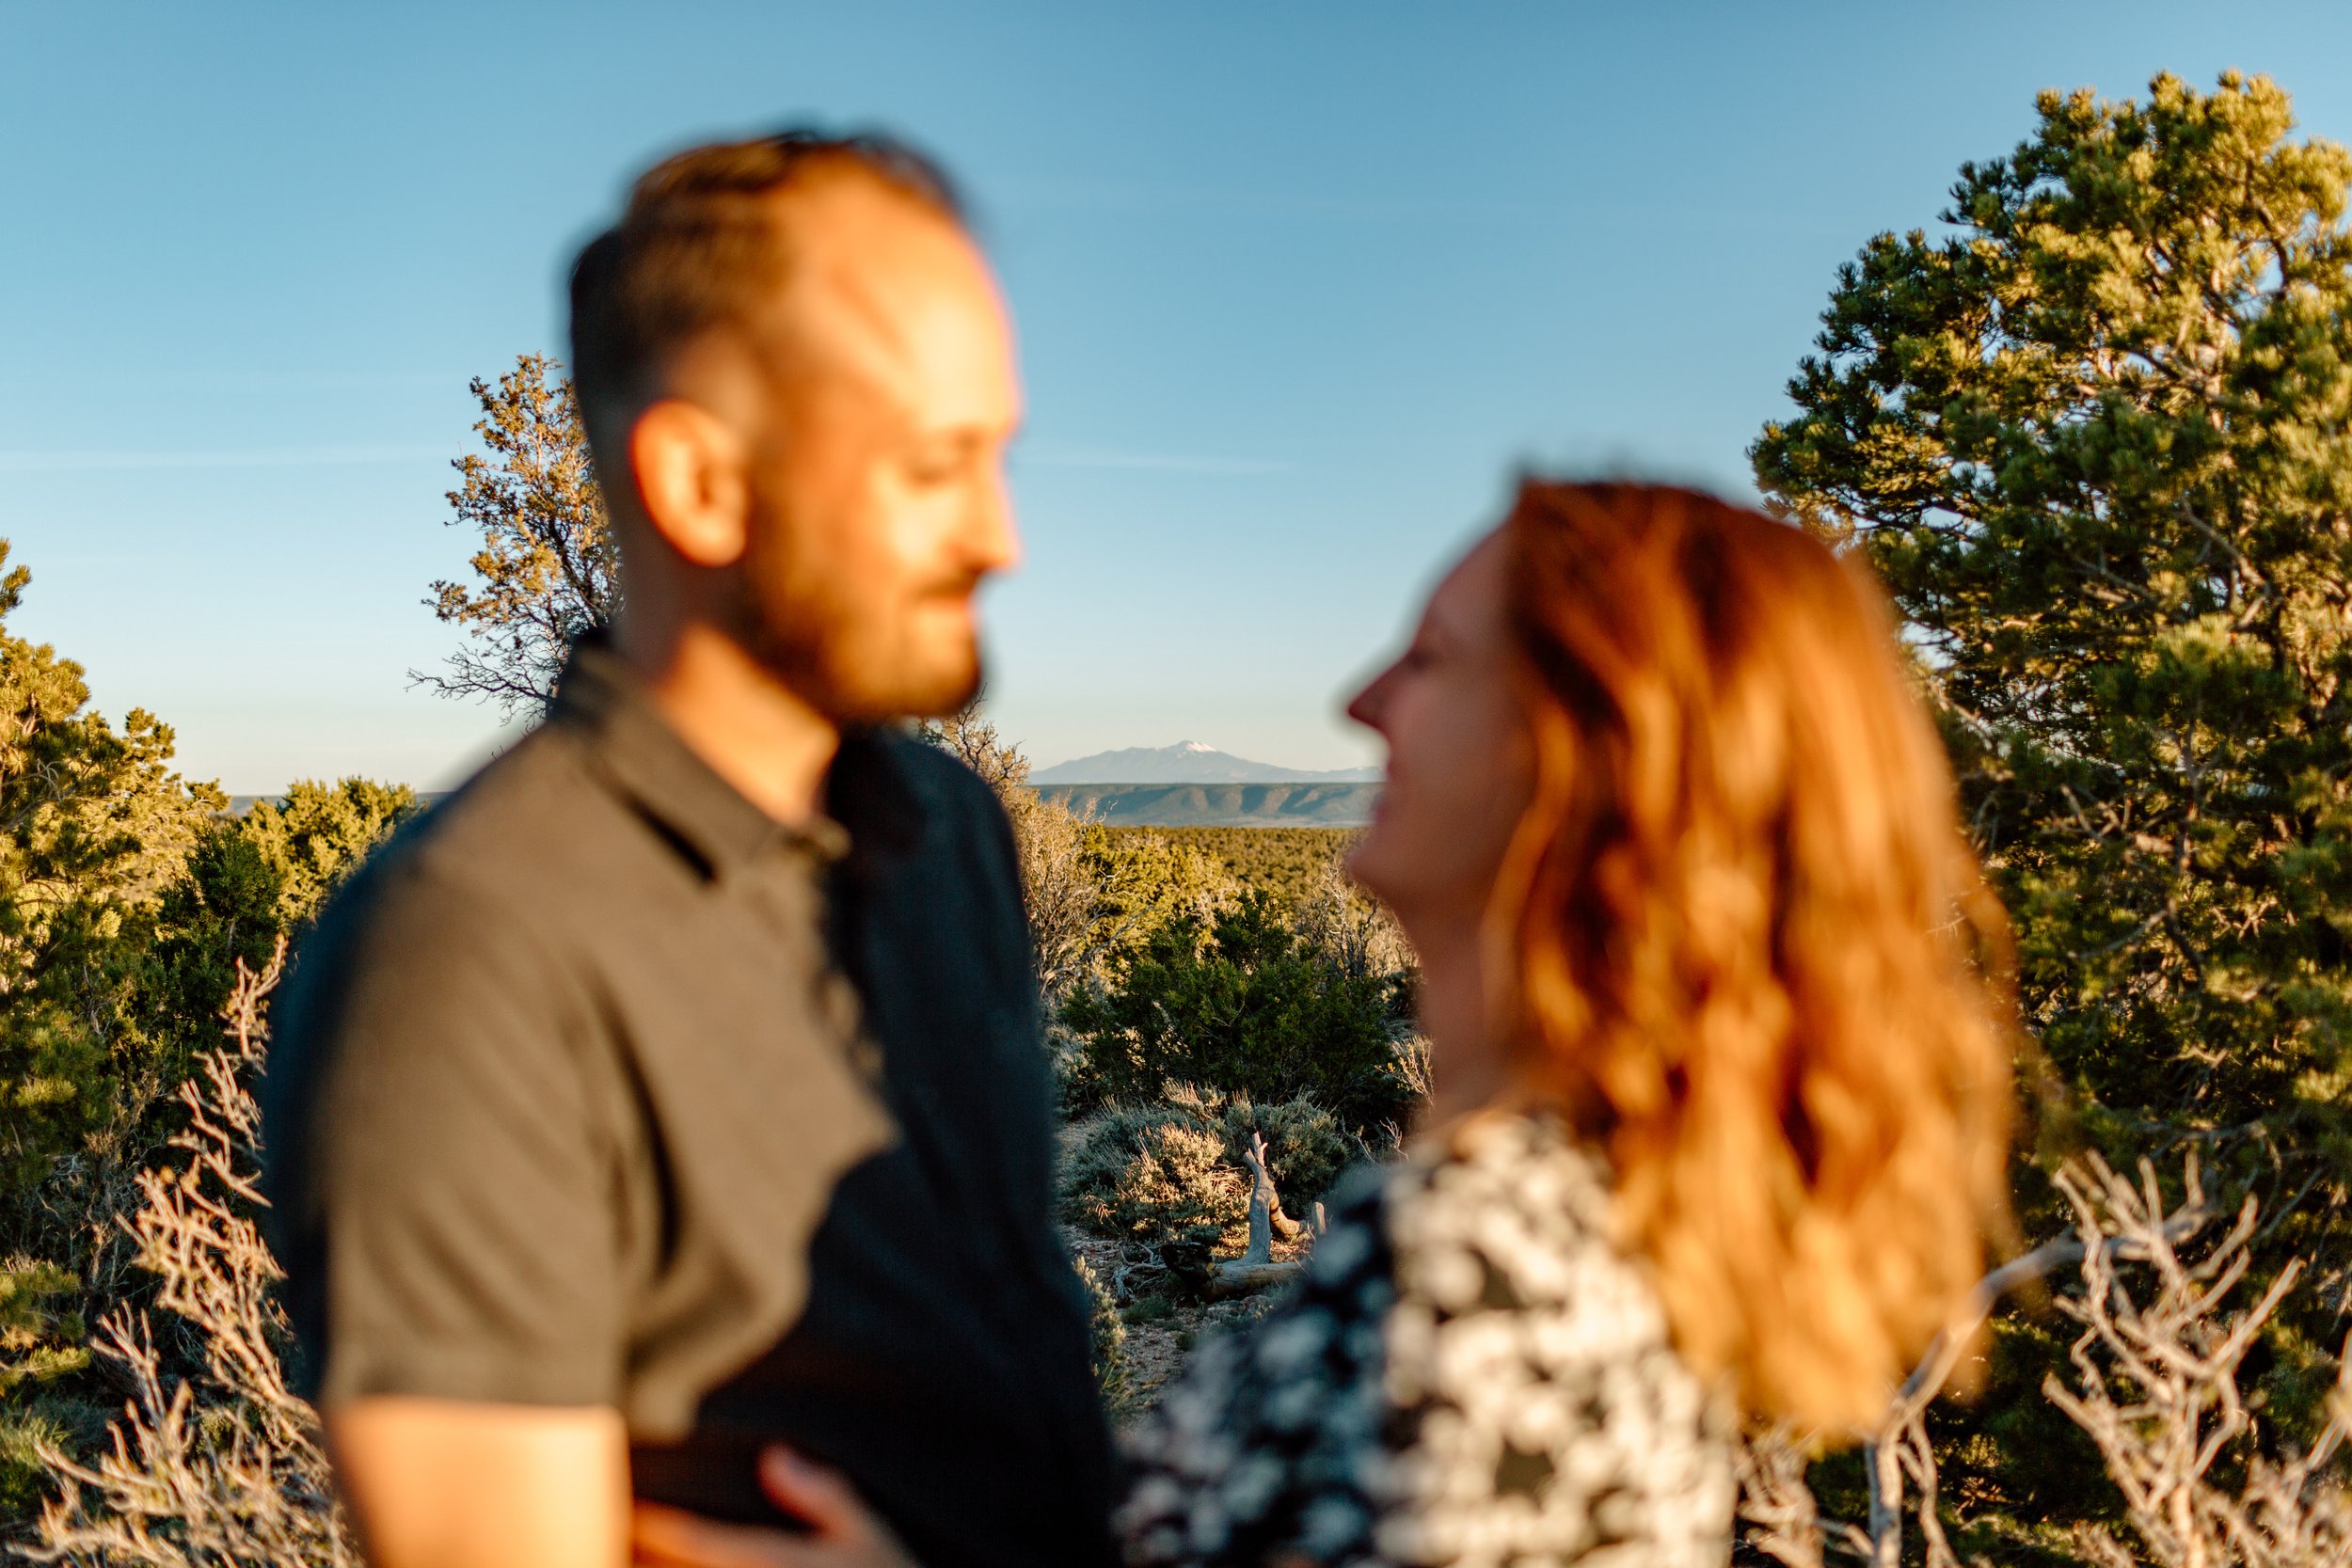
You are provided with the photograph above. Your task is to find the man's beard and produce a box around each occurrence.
[733,494,985,723]
[752,603,984,724]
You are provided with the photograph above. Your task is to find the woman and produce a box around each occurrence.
[633,482,2016,1567]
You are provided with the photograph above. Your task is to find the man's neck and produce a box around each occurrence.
[614,618,841,826]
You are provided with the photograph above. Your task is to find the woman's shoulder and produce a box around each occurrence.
[1304,1110,1612,1272]
[1119,1112,1736,1565]
[1376,1111,1737,1566]
[1383,1111,1634,1322]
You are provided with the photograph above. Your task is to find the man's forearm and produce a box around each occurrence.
[326,1397,631,1568]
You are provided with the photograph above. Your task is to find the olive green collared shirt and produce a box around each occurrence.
[261,641,896,1437]
[262,641,1122,1566]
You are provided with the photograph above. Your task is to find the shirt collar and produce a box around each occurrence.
[551,635,850,879]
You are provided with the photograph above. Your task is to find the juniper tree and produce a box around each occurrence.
[0,545,225,1187]
[1059,891,1413,1138]
[0,543,423,1516]
[233,778,420,928]
[1755,71,2352,1140]
[1753,73,2352,1560]
[0,545,227,1505]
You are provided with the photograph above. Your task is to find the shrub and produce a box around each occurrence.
[1749,71,2352,1548]
[1120,1293,1174,1325]
[1060,891,1415,1138]
[1094,827,1351,909]
[1059,1103,1247,1250]
[25,945,358,1565]
[1058,1086,1361,1260]
[1072,1256,1129,1414]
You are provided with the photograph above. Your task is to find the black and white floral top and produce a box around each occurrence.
[1117,1113,1736,1567]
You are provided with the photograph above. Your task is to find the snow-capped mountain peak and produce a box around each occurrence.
[1030,742,1379,785]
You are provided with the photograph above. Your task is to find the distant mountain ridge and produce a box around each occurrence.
[1031,740,1379,785]
[1029,782,1378,828]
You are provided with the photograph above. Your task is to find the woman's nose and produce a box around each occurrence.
[1345,667,1391,731]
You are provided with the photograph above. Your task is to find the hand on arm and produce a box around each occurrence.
[326,1398,631,1568]
[631,1447,915,1568]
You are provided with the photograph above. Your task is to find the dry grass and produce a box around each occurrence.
[24,941,358,1567]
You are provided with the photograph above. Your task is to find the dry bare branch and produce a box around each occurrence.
[1734,1423,1831,1568]
[1291,858,1408,982]
[1739,1152,2352,1568]
[1209,1132,1303,1300]
[2042,1154,2352,1568]
[24,939,358,1567]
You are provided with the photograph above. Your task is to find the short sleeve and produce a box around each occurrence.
[262,851,624,1411]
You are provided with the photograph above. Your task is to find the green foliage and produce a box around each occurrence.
[1101,827,1358,908]
[1754,70,2352,1555]
[0,1406,73,1522]
[1060,1102,1246,1249]
[1061,891,1415,1136]
[136,825,290,1049]
[135,783,420,1063]
[0,543,223,1191]
[0,1263,87,1392]
[0,1260,91,1513]
[1120,1293,1174,1325]
[0,542,234,1510]
[1755,71,2352,1135]
[237,779,421,928]
[1928,1317,2113,1566]
[1076,826,1235,969]
[0,540,421,1517]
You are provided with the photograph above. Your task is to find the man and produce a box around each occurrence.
[261,132,1120,1568]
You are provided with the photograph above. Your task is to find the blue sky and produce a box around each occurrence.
[4,2,2349,791]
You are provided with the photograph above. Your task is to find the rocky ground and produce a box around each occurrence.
[1067,1230,1306,1419]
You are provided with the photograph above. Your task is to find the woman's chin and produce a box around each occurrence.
[1345,823,1399,905]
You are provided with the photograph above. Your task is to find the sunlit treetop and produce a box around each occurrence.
[1754,72,2352,1131]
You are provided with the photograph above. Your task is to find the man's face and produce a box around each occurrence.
[737,177,1023,723]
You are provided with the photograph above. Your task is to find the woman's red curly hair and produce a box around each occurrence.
[1494,481,2014,1432]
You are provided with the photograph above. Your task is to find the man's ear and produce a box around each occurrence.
[628,400,752,569]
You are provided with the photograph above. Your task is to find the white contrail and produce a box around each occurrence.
[1019,441,1293,475]
[0,445,445,472]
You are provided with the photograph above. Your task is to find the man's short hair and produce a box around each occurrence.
[567,128,965,452]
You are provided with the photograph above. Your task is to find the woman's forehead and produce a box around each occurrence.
[1423,530,1509,633]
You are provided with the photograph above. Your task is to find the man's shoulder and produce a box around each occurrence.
[870,728,999,811]
[335,722,637,913]
[258,728,617,1227]
[834,730,1027,946]
[284,723,640,1012]
[839,729,1011,851]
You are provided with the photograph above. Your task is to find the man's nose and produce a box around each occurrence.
[965,466,1021,577]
